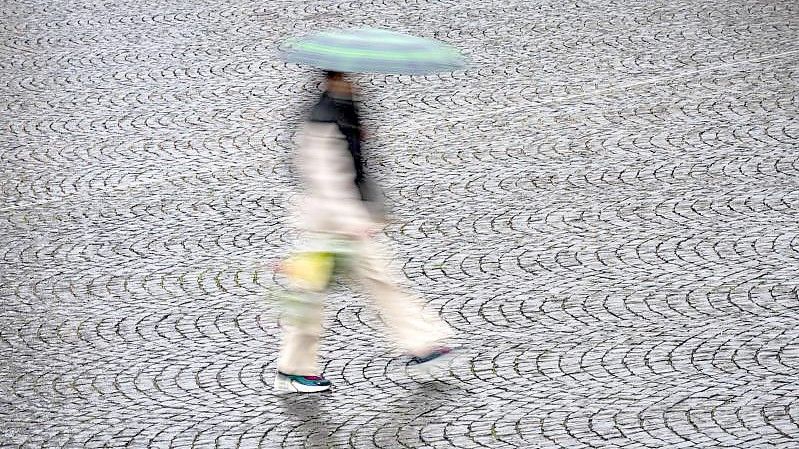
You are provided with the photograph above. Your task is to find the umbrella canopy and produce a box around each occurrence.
[280,27,464,74]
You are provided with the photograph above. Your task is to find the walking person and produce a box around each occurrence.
[274,71,453,393]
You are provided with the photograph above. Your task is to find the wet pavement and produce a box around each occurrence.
[2,0,799,447]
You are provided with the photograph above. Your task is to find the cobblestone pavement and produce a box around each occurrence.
[2,0,799,448]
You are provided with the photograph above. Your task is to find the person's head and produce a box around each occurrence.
[324,71,353,96]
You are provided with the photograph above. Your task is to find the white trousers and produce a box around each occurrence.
[277,237,452,375]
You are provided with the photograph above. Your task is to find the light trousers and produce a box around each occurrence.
[277,237,452,376]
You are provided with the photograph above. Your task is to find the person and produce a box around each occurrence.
[274,71,453,393]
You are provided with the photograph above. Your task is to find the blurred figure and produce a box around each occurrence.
[274,71,453,393]
[306,71,383,218]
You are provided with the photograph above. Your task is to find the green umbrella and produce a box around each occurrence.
[280,27,464,74]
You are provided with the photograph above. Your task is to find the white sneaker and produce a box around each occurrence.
[274,371,332,393]
[407,347,456,376]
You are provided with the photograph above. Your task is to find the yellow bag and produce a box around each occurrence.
[282,251,336,291]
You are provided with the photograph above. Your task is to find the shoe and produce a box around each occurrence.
[274,371,332,393]
[409,346,455,370]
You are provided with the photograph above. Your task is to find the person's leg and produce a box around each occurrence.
[352,238,453,356]
[277,289,325,376]
[275,287,333,392]
[275,247,336,392]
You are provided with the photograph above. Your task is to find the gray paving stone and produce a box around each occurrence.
[2,0,799,447]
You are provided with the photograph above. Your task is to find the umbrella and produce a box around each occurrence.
[280,27,464,74]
